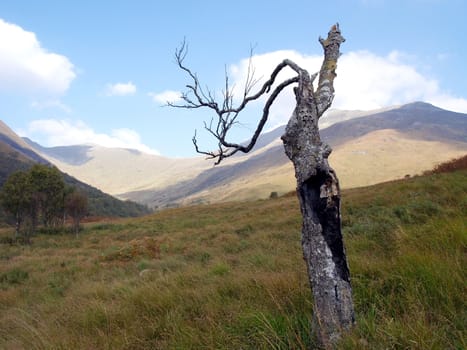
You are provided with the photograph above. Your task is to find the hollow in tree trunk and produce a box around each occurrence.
[172,23,354,349]
[281,40,355,345]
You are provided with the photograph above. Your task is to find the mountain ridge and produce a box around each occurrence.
[8,101,467,208]
[0,121,151,219]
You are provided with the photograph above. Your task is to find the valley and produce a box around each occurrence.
[1,101,466,211]
[22,102,466,208]
[0,102,465,348]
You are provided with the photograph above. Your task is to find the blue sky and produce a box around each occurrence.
[0,0,466,157]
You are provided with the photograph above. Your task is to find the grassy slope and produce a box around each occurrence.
[0,169,465,349]
[147,133,467,208]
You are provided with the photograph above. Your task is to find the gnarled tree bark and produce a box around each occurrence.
[171,24,354,348]
[281,25,354,347]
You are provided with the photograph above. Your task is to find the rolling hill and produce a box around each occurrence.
[20,102,467,208]
[0,162,465,348]
[0,121,150,219]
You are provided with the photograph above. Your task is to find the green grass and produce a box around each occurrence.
[0,169,465,349]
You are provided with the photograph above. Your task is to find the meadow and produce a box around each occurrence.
[0,167,465,349]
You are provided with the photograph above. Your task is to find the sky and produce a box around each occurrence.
[0,0,466,157]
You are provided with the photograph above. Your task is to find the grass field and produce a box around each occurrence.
[0,167,465,349]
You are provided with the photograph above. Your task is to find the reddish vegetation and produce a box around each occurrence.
[100,237,161,262]
[427,154,467,174]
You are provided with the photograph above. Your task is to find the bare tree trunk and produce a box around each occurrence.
[73,218,80,238]
[281,26,354,348]
[172,23,353,349]
[14,213,20,241]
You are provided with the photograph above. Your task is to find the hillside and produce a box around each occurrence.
[24,141,212,195]
[20,102,467,207]
[122,102,467,207]
[0,120,48,166]
[0,121,150,219]
[321,101,467,146]
[0,120,49,185]
[0,165,465,349]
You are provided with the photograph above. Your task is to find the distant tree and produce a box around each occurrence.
[28,164,66,229]
[0,171,32,240]
[0,164,66,241]
[172,24,354,348]
[65,190,88,236]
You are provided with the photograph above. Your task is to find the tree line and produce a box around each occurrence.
[0,164,87,242]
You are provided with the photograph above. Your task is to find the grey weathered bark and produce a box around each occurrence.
[172,24,354,348]
[281,25,355,347]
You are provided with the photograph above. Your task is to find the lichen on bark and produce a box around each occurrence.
[172,23,354,349]
[281,24,355,348]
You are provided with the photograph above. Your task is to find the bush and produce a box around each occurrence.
[0,268,29,286]
[270,191,279,199]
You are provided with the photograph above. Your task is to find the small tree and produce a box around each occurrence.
[65,190,88,236]
[29,164,66,229]
[1,164,67,241]
[0,171,32,240]
[172,24,354,347]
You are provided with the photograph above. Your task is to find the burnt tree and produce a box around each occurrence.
[171,24,354,348]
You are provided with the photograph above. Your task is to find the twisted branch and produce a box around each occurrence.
[171,24,344,164]
[170,43,306,164]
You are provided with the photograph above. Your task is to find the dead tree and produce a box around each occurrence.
[171,24,354,348]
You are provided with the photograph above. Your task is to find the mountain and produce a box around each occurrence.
[0,121,150,219]
[318,105,400,129]
[121,102,467,207]
[0,120,49,185]
[23,144,213,196]
[321,101,467,146]
[23,102,467,208]
[23,138,93,166]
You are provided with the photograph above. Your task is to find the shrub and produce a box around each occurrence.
[428,154,467,174]
[99,237,161,262]
[235,224,255,237]
[210,263,230,276]
[0,268,29,286]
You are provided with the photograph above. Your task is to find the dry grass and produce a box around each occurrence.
[0,169,465,349]
[180,131,467,205]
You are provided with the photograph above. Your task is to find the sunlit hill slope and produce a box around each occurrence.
[17,101,467,208]
[0,121,150,219]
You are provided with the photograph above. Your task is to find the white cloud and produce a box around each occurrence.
[227,49,467,127]
[335,50,467,113]
[0,18,76,95]
[105,82,136,96]
[31,99,72,113]
[334,50,437,110]
[149,90,182,104]
[23,119,160,155]
[228,50,321,127]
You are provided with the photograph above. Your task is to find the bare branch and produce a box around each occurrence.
[170,40,221,113]
[316,23,346,115]
[172,24,344,163]
[175,27,353,347]
[219,76,299,155]
[173,41,315,163]
[243,47,260,98]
